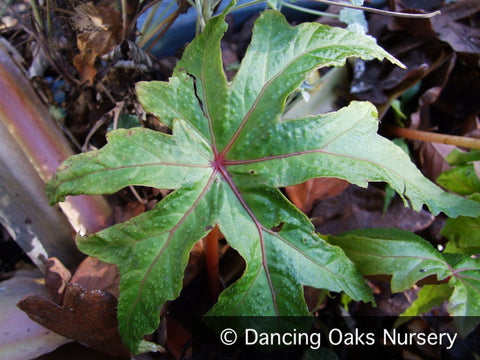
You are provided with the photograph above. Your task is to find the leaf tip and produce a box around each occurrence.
[384,53,406,70]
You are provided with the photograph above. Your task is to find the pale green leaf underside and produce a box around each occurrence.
[326,228,452,293]
[47,8,480,353]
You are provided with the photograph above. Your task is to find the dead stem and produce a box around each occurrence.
[386,126,480,150]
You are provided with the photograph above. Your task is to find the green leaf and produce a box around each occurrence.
[445,148,480,166]
[107,114,141,132]
[447,256,480,316]
[47,8,480,353]
[436,163,480,195]
[441,215,480,255]
[326,228,451,292]
[447,256,480,335]
[339,8,368,32]
[395,284,453,327]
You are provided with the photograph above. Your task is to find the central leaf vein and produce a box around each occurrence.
[217,163,279,314]
[219,43,357,158]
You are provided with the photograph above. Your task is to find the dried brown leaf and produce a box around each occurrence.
[45,258,72,304]
[70,257,120,298]
[285,177,349,214]
[418,142,455,182]
[431,0,480,54]
[72,2,123,84]
[17,283,130,359]
[312,185,435,235]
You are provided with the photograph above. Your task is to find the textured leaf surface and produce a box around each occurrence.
[447,256,480,317]
[441,194,480,255]
[446,255,480,336]
[436,164,480,195]
[442,215,480,255]
[330,230,480,329]
[326,228,451,292]
[47,9,480,352]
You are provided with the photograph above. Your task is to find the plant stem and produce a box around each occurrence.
[309,0,441,18]
[386,126,480,150]
[204,225,220,300]
[229,0,265,13]
[30,0,44,31]
[280,2,338,18]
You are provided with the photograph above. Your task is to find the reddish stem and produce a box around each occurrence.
[204,225,220,300]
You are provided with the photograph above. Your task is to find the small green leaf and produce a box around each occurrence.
[326,228,451,292]
[339,8,368,32]
[107,114,141,132]
[395,284,453,327]
[445,148,480,166]
[436,164,480,195]
[447,256,480,316]
[390,99,407,121]
[441,215,480,255]
[447,256,480,335]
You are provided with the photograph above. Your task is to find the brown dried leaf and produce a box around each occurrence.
[70,257,120,298]
[17,283,130,359]
[72,2,123,84]
[394,0,443,12]
[351,40,444,116]
[418,142,456,182]
[389,9,436,38]
[312,185,435,235]
[184,240,206,286]
[391,1,480,54]
[113,201,145,224]
[463,112,480,135]
[431,0,480,54]
[45,258,72,304]
[285,177,349,214]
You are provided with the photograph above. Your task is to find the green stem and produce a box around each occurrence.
[30,0,44,30]
[281,2,338,18]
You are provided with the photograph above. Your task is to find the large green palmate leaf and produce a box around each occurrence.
[47,7,480,353]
